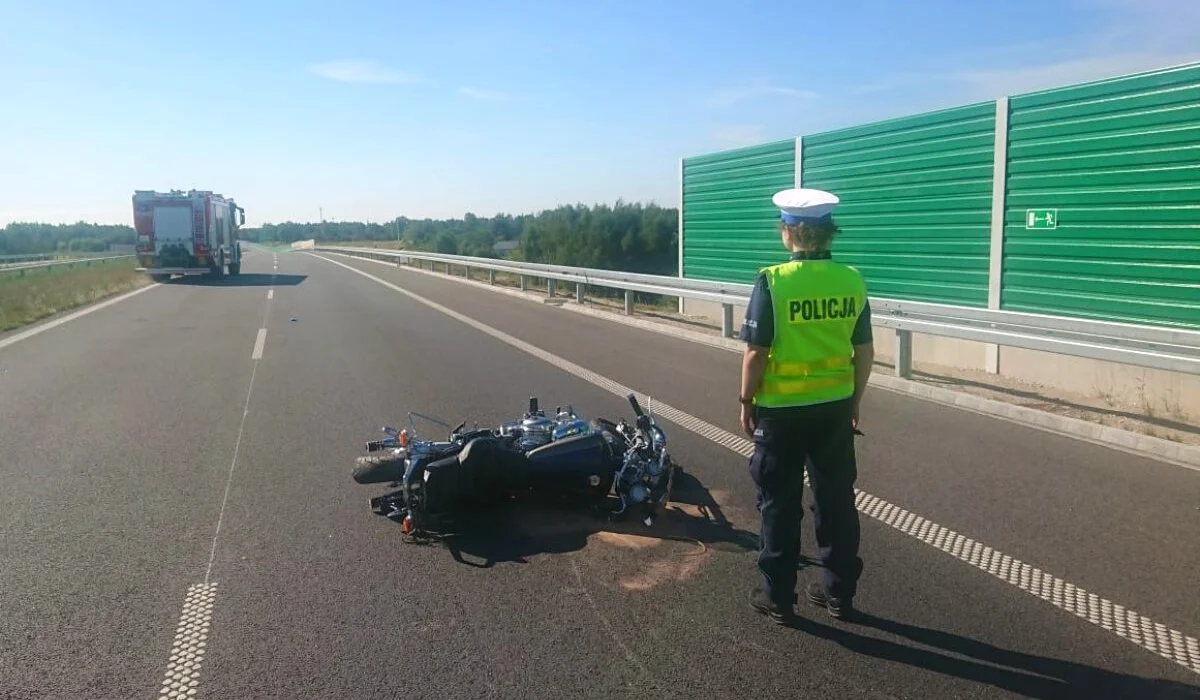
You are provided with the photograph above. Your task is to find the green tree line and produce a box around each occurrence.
[243,201,679,275]
[5,201,680,276]
[0,222,135,255]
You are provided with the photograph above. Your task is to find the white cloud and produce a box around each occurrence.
[459,86,509,100]
[952,50,1200,100]
[847,0,1200,100]
[711,125,767,148]
[706,80,819,109]
[308,60,423,84]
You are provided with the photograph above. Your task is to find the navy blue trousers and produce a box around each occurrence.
[749,397,863,605]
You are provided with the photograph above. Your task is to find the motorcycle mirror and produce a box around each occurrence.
[382,426,399,436]
[408,411,452,432]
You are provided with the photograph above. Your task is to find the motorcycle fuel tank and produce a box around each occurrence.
[524,431,615,498]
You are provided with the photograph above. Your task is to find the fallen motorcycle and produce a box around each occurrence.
[351,393,676,539]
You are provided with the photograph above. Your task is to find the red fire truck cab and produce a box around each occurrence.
[132,189,245,281]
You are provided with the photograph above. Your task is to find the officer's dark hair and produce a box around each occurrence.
[781,218,840,251]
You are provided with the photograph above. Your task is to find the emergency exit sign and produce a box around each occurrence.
[1026,209,1058,230]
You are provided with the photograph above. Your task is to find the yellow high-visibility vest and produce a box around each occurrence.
[754,258,867,408]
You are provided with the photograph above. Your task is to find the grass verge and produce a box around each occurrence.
[0,258,151,332]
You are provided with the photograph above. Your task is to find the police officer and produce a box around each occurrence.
[738,187,875,624]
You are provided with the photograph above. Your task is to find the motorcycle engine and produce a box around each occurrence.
[614,444,671,515]
[499,411,591,452]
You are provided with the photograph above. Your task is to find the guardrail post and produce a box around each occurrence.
[547,279,555,297]
[895,330,913,378]
[625,290,634,315]
[489,270,496,285]
[520,275,528,291]
[465,266,472,280]
[721,303,734,338]
[576,283,585,304]
[985,95,1010,376]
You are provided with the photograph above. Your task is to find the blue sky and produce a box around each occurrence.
[1,0,1197,227]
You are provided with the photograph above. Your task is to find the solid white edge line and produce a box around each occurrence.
[251,328,267,360]
[0,282,159,352]
[310,251,1200,677]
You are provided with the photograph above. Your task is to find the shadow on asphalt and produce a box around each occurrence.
[404,468,762,569]
[166,273,307,287]
[785,611,1200,699]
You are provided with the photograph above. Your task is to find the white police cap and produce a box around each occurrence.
[772,188,839,224]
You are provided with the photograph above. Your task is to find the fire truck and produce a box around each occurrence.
[132,189,245,281]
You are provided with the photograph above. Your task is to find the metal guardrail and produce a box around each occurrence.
[0,253,57,265]
[0,255,135,276]
[313,245,1200,377]
[0,251,128,264]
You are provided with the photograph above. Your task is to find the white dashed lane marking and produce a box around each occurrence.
[159,583,217,700]
[267,289,273,300]
[313,252,1200,677]
[251,328,267,360]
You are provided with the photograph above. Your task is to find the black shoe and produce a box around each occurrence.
[750,587,795,625]
[806,583,855,620]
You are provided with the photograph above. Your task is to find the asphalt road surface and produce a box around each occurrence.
[1,246,1197,700]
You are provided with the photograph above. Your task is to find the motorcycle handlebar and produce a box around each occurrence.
[627,393,644,417]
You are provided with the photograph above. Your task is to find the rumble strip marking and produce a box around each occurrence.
[312,253,1200,677]
[159,583,218,700]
